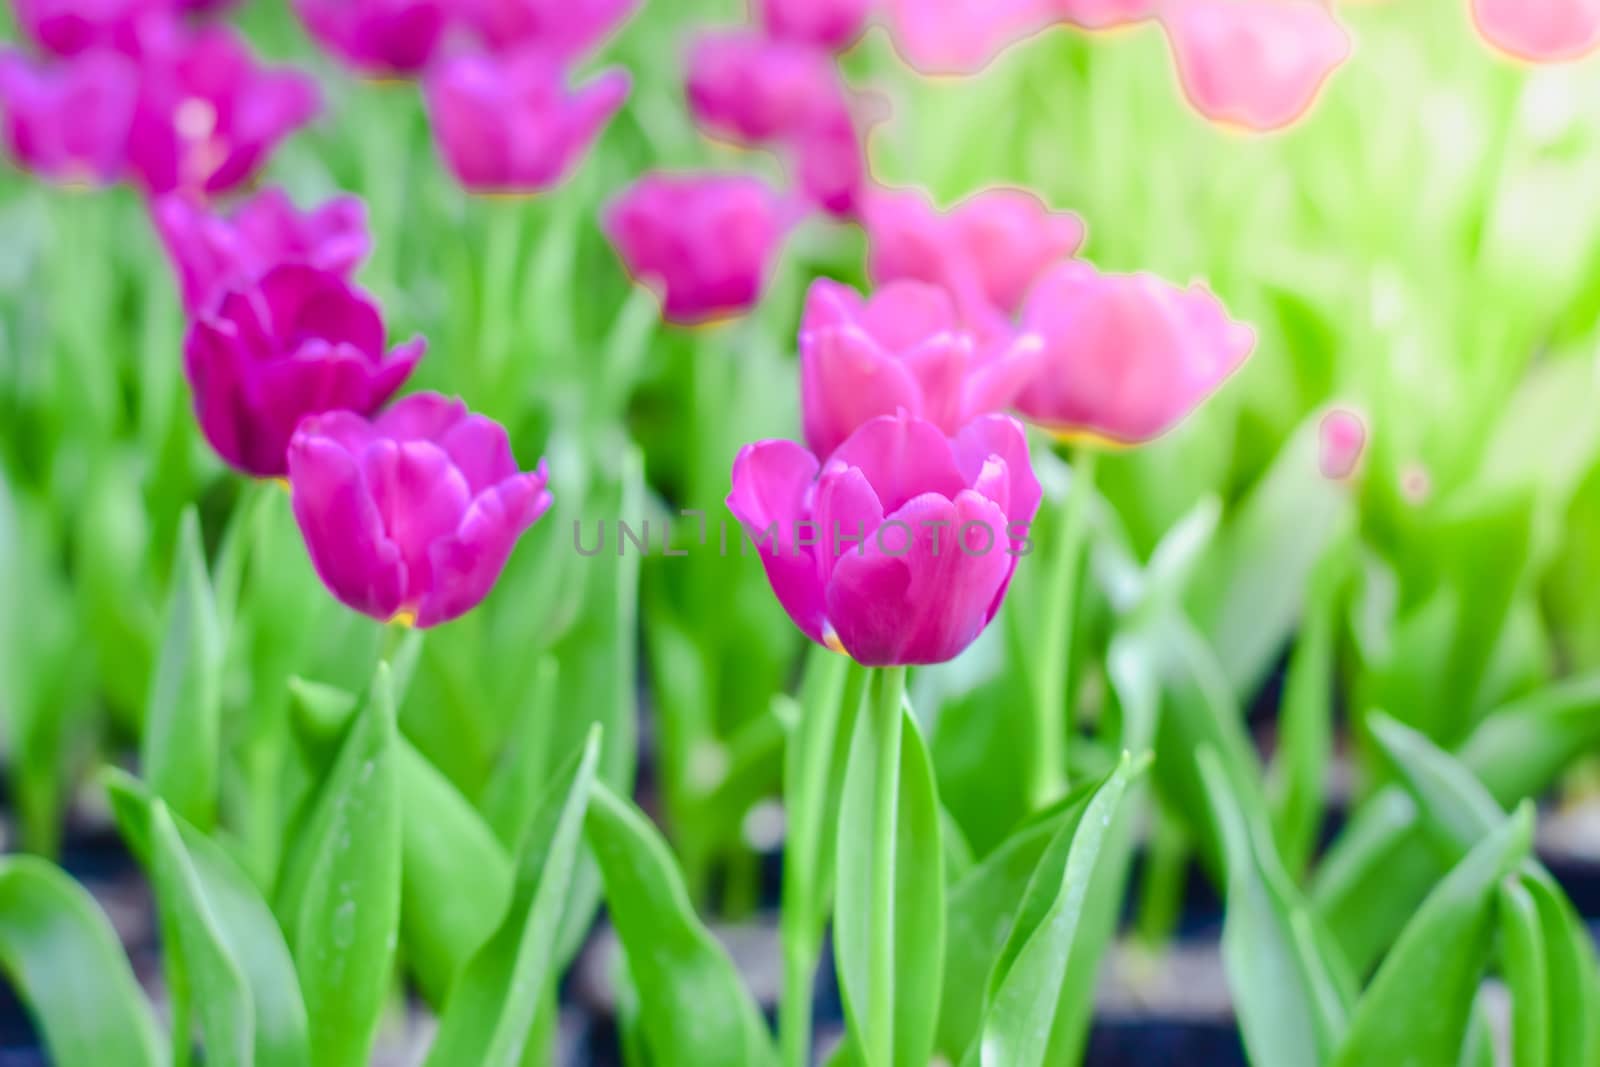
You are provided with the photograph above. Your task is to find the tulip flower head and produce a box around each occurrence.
[755,0,871,50]
[294,0,450,76]
[1471,0,1600,62]
[864,185,1086,325]
[153,187,370,314]
[884,0,1060,74]
[12,0,169,57]
[465,0,637,62]
[184,264,424,477]
[729,411,1041,666]
[685,30,846,145]
[1318,407,1366,480]
[1014,261,1255,444]
[425,50,628,194]
[789,104,869,217]
[1160,0,1351,132]
[127,26,321,195]
[0,50,137,183]
[289,393,553,628]
[800,278,1043,456]
[603,172,795,324]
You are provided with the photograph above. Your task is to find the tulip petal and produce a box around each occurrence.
[288,430,408,620]
[811,464,885,584]
[825,414,967,513]
[417,466,553,627]
[727,439,828,644]
[801,326,925,459]
[360,439,474,607]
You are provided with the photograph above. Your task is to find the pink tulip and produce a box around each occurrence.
[728,411,1041,666]
[1014,261,1255,444]
[1318,407,1365,480]
[127,25,321,195]
[1160,0,1351,132]
[685,30,846,145]
[603,172,795,324]
[153,187,370,314]
[12,0,171,56]
[289,393,553,628]
[863,185,1085,324]
[1056,0,1154,30]
[425,50,628,194]
[0,49,137,183]
[754,0,871,50]
[884,0,1058,75]
[184,264,423,476]
[464,0,636,62]
[294,0,449,76]
[800,278,1043,456]
[788,104,869,217]
[1471,0,1600,62]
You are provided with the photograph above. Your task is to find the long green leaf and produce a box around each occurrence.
[1522,872,1600,1067]
[835,683,944,1067]
[141,508,222,830]
[105,769,310,1067]
[426,727,601,1067]
[1330,804,1534,1067]
[0,856,164,1067]
[974,752,1145,1067]
[1499,878,1549,1067]
[586,779,774,1067]
[277,663,402,1067]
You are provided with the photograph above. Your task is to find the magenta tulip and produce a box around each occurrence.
[1160,0,1350,131]
[294,0,449,76]
[127,26,321,195]
[12,0,170,57]
[728,411,1041,666]
[464,0,636,61]
[1472,0,1600,62]
[184,263,423,476]
[788,104,868,217]
[883,0,1058,74]
[800,278,1042,457]
[864,185,1085,325]
[754,0,871,50]
[603,172,795,324]
[1014,261,1255,444]
[425,50,628,194]
[289,393,553,628]
[0,49,137,183]
[153,187,370,313]
[685,30,845,145]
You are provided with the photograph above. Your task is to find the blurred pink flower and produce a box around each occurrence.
[152,187,370,313]
[465,0,636,62]
[1014,261,1255,444]
[685,29,846,145]
[603,172,796,324]
[1160,0,1351,132]
[184,263,422,476]
[1318,407,1366,480]
[800,278,1043,456]
[127,25,321,195]
[754,0,871,50]
[863,185,1086,325]
[883,0,1058,74]
[289,392,553,628]
[0,49,137,183]
[1471,0,1600,62]
[425,49,628,194]
[12,0,172,56]
[1056,0,1154,30]
[728,411,1041,666]
[294,0,450,76]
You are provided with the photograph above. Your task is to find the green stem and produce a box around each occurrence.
[1029,446,1097,808]
[866,665,906,1066]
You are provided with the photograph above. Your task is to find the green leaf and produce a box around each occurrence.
[1521,871,1600,1067]
[0,856,164,1067]
[1498,878,1549,1067]
[140,507,223,830]
[1198,749,1350,1067]
[974,752,1146,1067]
[398,739,514,1007]
[149,801,254,1067]
[834,678,944,1067]
[585,779,774,1067]
[426,727,601,1067]
[105,769,310,1067]
[479,655,559,848]
[1330,803,1534,1067]
[277,663,402,1067]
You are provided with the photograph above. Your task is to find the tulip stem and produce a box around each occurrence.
[866,665,906,1066]
[1030,446,1097,808]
